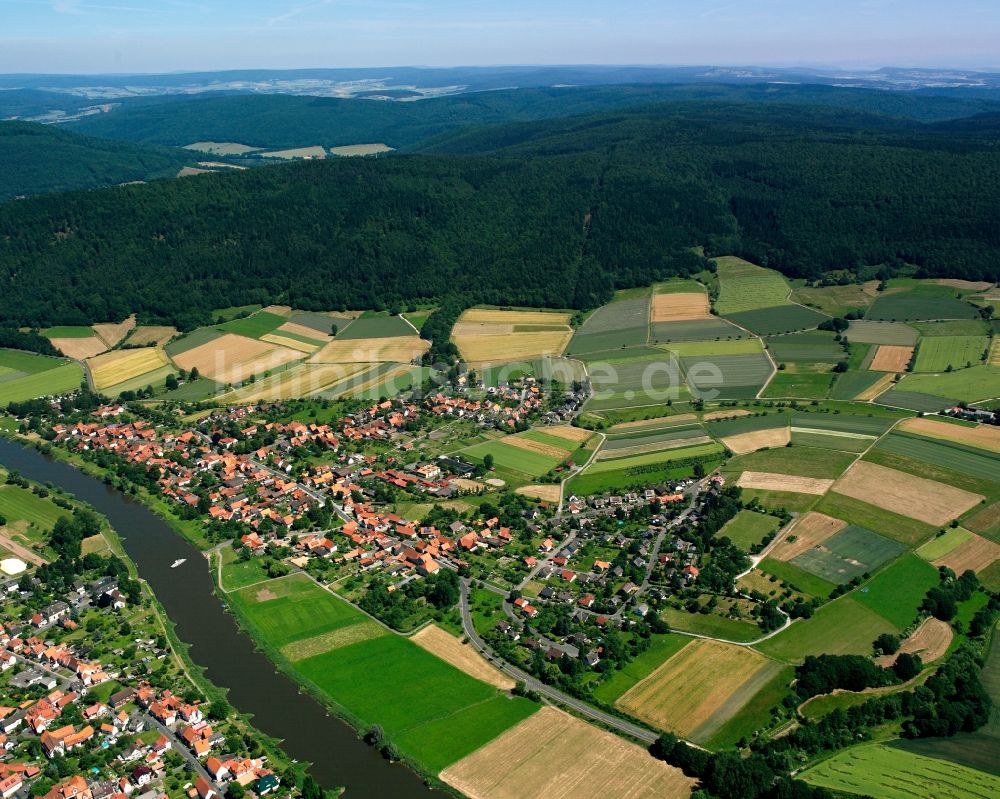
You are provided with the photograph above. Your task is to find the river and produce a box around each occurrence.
[0,437,432,799]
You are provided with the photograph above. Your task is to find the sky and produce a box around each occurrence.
[0,0,998,75]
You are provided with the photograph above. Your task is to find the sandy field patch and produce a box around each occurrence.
[87,347,170,390]
[281,621,384,661]
[516,484,563,503]
[462,309,573,326]
[543,425,593,443]
[596,435,713,460]
[651,292,711,322]
[899,417,1000,453]
[260,333,320,354]
[869,345,914,372]
[440,707,694,799]
[614,413,698,430]
[773,512,848,561]
[722,426,790,455]
[875,618,953,668]
[856,373,895,401]
[932,532,1000,574]
[411,624,514,690]
[505,436,570,460]
[92,316,136,348]
[51,337,107,360]
[172,333,302,385]
[457,331,573,365]
[737,471,834,495]
[220,364,368,402]
[329,143,394,157]
[832,461,983,526]
[277,321,330,341]
[309,336,429,364]
[616,639,777,739]
[702,409,752,421]
[127,326,179,347]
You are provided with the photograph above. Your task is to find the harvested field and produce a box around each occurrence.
[411,624,514,690]
[934,279,994,291]
[277,321,329,341]
[261,146,327,159]
[846,320,919,346]
[702,409,751,421]
[737,472,833,495]
[772,512,847,561]
[542,425,594,443]
[651,292,710,322]
[92,316,135,348]
[515,484,562,503]
[334,363,413,398]
[857,373,896,401]
[127,326,178,346]
[457,331,573,365]
[832,461,983,526]
[462,309,572,326]
[504,436,570,460]
[932,532,1000,575]
[875,618,952,667]
[870,345,914,372]
[184,141,261,155]
[440,707,694,799]
[87,347,170,391]
[260,333,320,354]
[616,639,780,740]
[595,435,712,461]
[329,143,394,156]
[309,336,428,364]
[721,427,790,455]
[613,413,699,430]
[453,479,486,493]
[171,333,302,384]
[219,363,368,402]
[899,417,1000,453]
[281,620,384,661]
[990,338,1000,366]
[51,337,106,360]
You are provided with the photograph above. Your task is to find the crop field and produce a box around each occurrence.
[309,335,428,364]
[92,317,136,348]
[218,363,369,402]
[543,425,594,443]
[650,317,749,343]
[337,314,415,339]
[913,336,988,372]
[737,472,833,495]
[790,525,904,584]
[871,432,1000,483]
[846,320,919,345]
[126,326,179,347]
[896,365,1000,403]
[0,484,68,533]
[42,325,93,338]
[915,319,992,337]
[875,617,953,667]
[772,513,847,561]
[790,429,874,453]
[791,281,880,317]
[718,510,781,551]
[964,500,1000,541]
[591,635,690,704]
[452,309,573,364]
[344,364,426,400]
[616,639,781,741]
[714,257,790,313]
[724,305,829,336]
[813,492,936,547]
[759,558,837,599]
[587,355,689,409]
[566,296,650,356]
[260,145,327,159]
[868,290,980,322]
[659,606,762,642]
[929,532,1000,575]
[854,554,940,628]
[832,461,983,526]
[585,442,723,475]
[766,332,844,362]
[877,387,957,412]
[569,447,724,496]
[328,143,394,156]
[829,369,885,400]
[260,332,322,354]
[184,141,261,155]
[440,707,694,799]
[412,624,514,690]
[50,335,107,360]
[597,435,712,461]
[215,310,287,339]
[463,437,567,478]
[662,339,763,357]
[761,371,835,399]
[682,353,773,399]
[726,445,856,479]
[281,621,386,662]
[757,596,899,661]
[651,292,710,322]
[163,327,224,357]
[720,426,790,454]
[870,345,915,372]
[603,424,705,447]
[86,347,171,391]
[899,417,1000,452]
[790,411,897,436]
[171,333,302,384]
[801,744,1000,799]
[288,311,352,335]
[704,411,788,436]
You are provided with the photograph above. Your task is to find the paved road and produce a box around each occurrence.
[142,712,220,789]
[458,579,660,745]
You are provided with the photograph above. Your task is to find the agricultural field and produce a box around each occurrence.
[718,510,781,551]
[725,445,857,480]
[737,472,833,495]
[568,443,724,496]
[719,425,790,455]
[761,370,835,400]
[713,257,791,314]
[875,617,953,667]
[898,417,1000,453]
[766,332,844,363]
[877,387,958,413]
[171,333,303,385]
[440,707,694,799]
[921,530,1000,576]
[92,317,136,348]
[650,290,710,322]
[328,143,394,156]
[800,743,1000,799]
[591,634,690,704]
[845,320,919,345]
[451,308,572,365]
[48,334,107,360]
[867,282,981,321]
[893,365,1000,404]
[218,363,369,402]
[770,512,846,562]
[309,335,428,364]
[587,353,690,409]
[853,554,940,628]
[126,326,179,347]
[724,305,829,336]
[615,639,782,742]
[0,350,83,404]
[658,605,762,642]
[650,317,749,343]
[913,336,989,372]
[869,432,1000,485]
[914,319,992,337]
[462,432,577,479]
[214,310,288,339]
[337,314,415,339]
[758,558,837,599]
[661,339,763,357]
[566,294,651,356]
[260,145,328,159]
[411,624,514,690]
[598,427,711,460]
[682,352,774,399]
[813,492,936,548]
[830,461,982,526]
[869,345,914,372]
[790,281,880,317]
[789,525,904,584]
[86,347,172,392]
[184,141,261,155]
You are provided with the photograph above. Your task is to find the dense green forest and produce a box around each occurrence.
[65,83,1000,151]
[0,121,196,201]
[1,102,999,328]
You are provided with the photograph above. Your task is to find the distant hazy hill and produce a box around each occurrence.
[64,83,1000,152]
[0,121,197,201]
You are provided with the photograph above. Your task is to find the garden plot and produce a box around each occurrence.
[789,525,904,585]
[869,345,914,372]
[771,512,847,561]
[831,461,983,526]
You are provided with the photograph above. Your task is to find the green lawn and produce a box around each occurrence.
[0,484,71,530]
[719,510,781,552]
[591,635,690,704]
[220,548,271,590]
[854,554,940,628]
[660,607,762,643]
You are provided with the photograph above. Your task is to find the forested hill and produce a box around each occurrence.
[1,102,999,328]
[0,121,196,201]
[63,82,1000,151]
